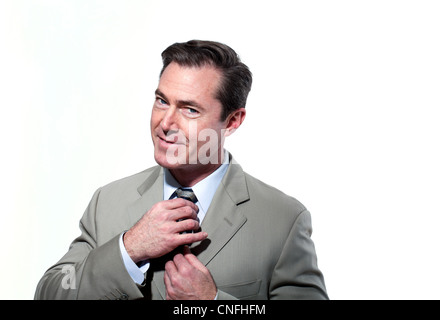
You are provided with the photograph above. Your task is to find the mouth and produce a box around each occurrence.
[157,133,186,146]
[159,136,176,145]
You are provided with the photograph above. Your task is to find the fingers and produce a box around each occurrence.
[172,252,192,273]
[161,200,199,223]
[177,231,208,245]
[126,198,204,262]
[165,250,198,280]
[164,254,189,300]
[174,218,200,234]
[164,198,198,212]
[182,246,210,276]
[183,249,207,271]
[169,205,199,222]
[165,259,178,275]
[164,248,216,300]
[150,198,199,226]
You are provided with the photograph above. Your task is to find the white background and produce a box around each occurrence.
[1,0,439,300]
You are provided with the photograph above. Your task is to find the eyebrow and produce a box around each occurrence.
[155,89,204,110]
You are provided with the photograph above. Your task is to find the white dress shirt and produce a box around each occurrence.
[119,151,230,285]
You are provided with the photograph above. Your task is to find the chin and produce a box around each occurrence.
[154,150,187,170]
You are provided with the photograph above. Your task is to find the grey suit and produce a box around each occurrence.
[35,156,328,300]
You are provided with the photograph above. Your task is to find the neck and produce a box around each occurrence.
[169,162,222,187]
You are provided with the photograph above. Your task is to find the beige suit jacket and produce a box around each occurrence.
[35,156,328,300]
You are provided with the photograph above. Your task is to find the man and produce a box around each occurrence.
[35,40,328,300]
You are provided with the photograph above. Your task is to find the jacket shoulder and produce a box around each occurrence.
[99,166,160,193]
[243,171,307,214]
[90,166,161,212]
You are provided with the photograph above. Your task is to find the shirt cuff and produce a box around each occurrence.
[118,232,150,285]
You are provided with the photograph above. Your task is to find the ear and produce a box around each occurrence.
[223,108,246,137]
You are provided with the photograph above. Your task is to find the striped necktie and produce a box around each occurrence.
[175,187,198,203]
[174,188,198,237]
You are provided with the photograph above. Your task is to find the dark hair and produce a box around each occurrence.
[160,40,252,121]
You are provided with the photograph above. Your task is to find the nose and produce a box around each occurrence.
[160,107,178,132]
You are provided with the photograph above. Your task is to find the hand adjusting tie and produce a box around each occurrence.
[175,188,198,203]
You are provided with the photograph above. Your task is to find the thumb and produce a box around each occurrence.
[183,248,207,272]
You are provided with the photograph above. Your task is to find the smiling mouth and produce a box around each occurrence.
[158,135,185,145]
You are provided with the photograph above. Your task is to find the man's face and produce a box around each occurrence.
[150,62,229,170]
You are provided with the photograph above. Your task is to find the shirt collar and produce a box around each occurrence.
[163,150,230,214]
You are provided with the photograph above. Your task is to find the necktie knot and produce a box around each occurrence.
[175,187,198,203]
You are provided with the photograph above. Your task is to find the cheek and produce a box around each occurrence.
[150,111,161,129]
[194,123,225,147]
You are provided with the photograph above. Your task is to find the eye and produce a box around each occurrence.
[155,97,168,109]
[188,108,198,114]
[184,107,200,117]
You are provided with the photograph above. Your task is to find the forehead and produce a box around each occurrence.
[158,62,222,102]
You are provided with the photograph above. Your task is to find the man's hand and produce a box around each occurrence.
[123,198,208,263]
[164,246,217,300]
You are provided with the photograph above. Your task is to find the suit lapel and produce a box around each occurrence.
[126,166,163,228]
[191,159,249,266]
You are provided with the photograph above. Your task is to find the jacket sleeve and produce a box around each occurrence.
[269,210,329,300]
[34,188,144,300]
